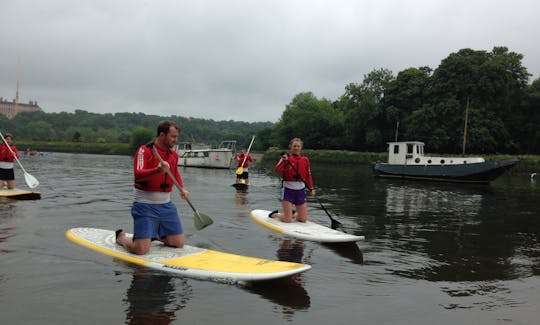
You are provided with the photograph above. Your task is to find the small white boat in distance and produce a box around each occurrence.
[176,140,236,169]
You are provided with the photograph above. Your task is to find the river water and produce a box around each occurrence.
[1,153,538,324]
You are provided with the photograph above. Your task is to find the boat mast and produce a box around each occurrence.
[14,57,21,117]
[462,96,469,155]
[394,121,399,141]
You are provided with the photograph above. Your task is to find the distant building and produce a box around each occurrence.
[0,97,42,119]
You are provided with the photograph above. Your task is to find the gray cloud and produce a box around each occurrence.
[1,0,539,122]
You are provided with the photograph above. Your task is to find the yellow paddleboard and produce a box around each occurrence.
[0,188,41,200]
[66,228,310,282]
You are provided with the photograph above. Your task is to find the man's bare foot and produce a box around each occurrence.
[115,229,125,245]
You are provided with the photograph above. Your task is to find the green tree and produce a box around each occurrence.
[73,131,81,142]
[26,121,57,141]
[130,127,154,152]
[383,67,432,141]
[336,68,395,150]
[273,92,344,149]
[405,47,530,153]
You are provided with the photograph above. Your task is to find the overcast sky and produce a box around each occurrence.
[1,0,539,123]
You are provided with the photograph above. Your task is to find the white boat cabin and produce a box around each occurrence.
[175,140,237,168]
[386,141,485,165]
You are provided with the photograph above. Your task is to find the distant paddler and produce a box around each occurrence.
[0,132,19,189]
[235,135,255,185]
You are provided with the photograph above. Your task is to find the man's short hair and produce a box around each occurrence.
[157,120,179,136]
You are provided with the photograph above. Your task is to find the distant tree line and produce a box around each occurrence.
[265,46,540,154]
[0,110,272,151]
[2,46,538,155]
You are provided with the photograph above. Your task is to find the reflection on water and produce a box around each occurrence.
[384,183,483,218]
[373,180,539,282]
[322,242,364,265]
[123,265,191,325]
[244,238,311,321]
[0,204,18,253]
[234,190,249,206]
[276,238,305,264]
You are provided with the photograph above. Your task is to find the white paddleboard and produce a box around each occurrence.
[66,228,310,282]
[0,188,41,200]
[250,209,365,243]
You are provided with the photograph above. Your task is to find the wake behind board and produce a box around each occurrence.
[250,209,365,243]
[66,228,310,282]
[0,188,41,200]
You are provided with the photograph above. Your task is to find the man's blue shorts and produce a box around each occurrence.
[131,201,183,240]
[281,187,307,206]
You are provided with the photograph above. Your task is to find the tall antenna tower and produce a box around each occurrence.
[14,57,21,116]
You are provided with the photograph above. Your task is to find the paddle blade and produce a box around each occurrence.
[330,218,342,230]
[24,172,40,189]
[193,211,213,230]
[235,167,244,175]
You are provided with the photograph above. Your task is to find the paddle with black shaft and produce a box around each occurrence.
[0,131,39,189]
[281,153,342,229]
[151,145,213,230]
[235,135,256,175]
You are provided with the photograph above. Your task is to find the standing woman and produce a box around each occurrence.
[270,138,316,223]
[0,133,19,189]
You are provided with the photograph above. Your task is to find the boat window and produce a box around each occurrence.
[393,145,399,154]
[204,152,209,157]
[428,159,432,164]
[440,159,445,164]
[407,144,414,154]
[415,158,420,163]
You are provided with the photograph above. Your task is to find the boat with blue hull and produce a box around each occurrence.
[373,141,519,184]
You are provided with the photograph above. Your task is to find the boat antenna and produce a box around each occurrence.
[14,56,21,117]
[462,96,470,156]
[394,121,399,141]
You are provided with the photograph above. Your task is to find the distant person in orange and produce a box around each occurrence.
[0,133,19,189]
[235,148,253,185]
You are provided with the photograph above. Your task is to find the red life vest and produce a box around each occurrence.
[274,153,314,189]
[236,154,253,167]
[133,142,183,192]
[0,144,18,162]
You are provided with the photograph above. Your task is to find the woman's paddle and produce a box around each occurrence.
[235,135,256,175]
[282,155,342,229]
[0,131,39,189]
[151,146,213,230]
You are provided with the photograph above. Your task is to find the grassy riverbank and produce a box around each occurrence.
[261,149,540,174]
[16,140,539,173]
[16,141,131,155]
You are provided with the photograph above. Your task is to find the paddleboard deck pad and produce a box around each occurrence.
[250,209,365,243]
[66,228,310,282]
[0,188,41,200]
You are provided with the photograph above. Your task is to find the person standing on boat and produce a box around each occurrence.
[235,147,253,185]
[270,138,316,223]
[116,120,189,255]
[0,133,19,189]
